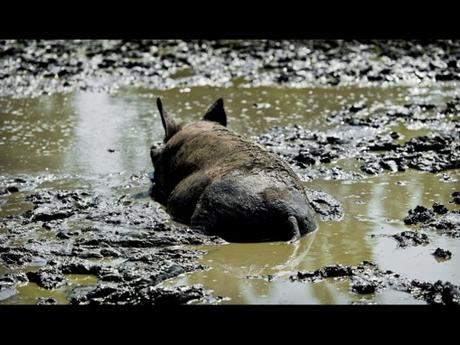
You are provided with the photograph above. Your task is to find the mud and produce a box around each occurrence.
[433,202,448,215]
[70,282,221,305]
[433,248,452,260]
[404,206,436,225]
[26,267,65,290]
[0,178,226,304]
[255,125,366,181]
[285,261,460,305]
[359,133,460,175]
[304,189,344,221]
[374,202,460,248]
[36,297,58,305]
[0,186,19,195]
[452,192,460,205]
[403,203,460,238]
[392,231,430,248]
[255,94,460,181]
[2,40,460,98]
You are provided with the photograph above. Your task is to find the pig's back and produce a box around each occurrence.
[169,121,301,186]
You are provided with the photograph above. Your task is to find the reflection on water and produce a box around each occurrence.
[0,84,459,304]
[0,95,75,173]
[68,92,159,175]
[0,85,416,177]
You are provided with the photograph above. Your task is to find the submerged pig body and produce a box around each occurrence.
[151,99,317,242]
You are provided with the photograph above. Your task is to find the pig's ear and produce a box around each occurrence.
[157,98,179,142]
[203,98,227,127]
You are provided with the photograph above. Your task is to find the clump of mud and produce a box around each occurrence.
[403,203,460,238]
[432,248,452,260]
[391,231,430,248]
[371,202,460,248]
[36,297,58,305]
[451,192,460,205]
[305,189,344,221]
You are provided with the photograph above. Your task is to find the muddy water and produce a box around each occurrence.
[165,170,459,304]
[1,84,459,304]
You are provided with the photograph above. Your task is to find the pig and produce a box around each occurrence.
[150,98,317,242]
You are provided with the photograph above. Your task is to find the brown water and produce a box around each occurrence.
[1,84,459,304]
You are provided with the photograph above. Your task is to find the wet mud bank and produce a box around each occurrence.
[1,40,460,97]
[0,174,226,304]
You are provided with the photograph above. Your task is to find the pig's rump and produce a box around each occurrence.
[185,171,317,242]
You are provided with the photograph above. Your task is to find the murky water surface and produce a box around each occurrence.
[1,84,459,304]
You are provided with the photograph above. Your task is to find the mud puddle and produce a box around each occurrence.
[1,82,459,304]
